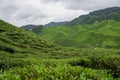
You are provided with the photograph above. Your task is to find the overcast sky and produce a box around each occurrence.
[0,0,120,26]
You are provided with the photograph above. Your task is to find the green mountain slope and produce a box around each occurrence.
[66,7,120,26]
[0,20,64,57]
[25,7,120,48]
[38,20,120,48]
[2,20,100,59]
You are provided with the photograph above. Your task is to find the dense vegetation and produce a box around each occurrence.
[1,7,120,79]
[66,7,120,25]
[1,20,120,80]
[22,7,120,48]
[1,48,120,79]
[38,20,120,48]
[0,20,69,58]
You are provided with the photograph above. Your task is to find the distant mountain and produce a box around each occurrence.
[21,21,68,34]
[38,20,120,48]
[21,24,38,30]
[45,21,68,27]
[20,7,120,49]
[21,24,44,33]
[66,7,120,26]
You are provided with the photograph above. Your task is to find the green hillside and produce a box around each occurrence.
[38,20,120,48]
[0,20,68,58]
[66,7,120,26]
[21,7,120,48]
[1,20,100,59]
[1,6,120,79]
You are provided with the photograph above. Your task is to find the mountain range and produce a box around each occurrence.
[1,7,120,56]
[66,7,120,26]
[1,6,120,79]
[22,7,120,48]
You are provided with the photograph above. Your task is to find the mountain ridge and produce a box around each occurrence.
[66,7,120,26]
[20,7,120,48]
[38,20,120,48]
[45,21,68,27]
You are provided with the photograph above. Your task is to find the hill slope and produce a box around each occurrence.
[0,20,63,57]
[66,7,120,26]
[2,20,96,59]
[39,20,120,48]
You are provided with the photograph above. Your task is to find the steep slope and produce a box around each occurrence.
[66,7,120,26]
[38,20,120,48]
[0,20,62,56]
[2,20,102,59]
[79,20,120,48]
[39,26,74,41]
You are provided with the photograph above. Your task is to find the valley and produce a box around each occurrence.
[0,7,120,80]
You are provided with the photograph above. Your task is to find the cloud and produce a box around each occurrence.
[61,0,120,11]
[17,8,47,20]
[41,0,61,3]
[0,0,120,26]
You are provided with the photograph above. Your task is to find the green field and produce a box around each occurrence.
[1,7,120,80]
[38,20,120,48]
[1,49,120,80]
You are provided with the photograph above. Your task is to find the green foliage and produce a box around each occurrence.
[0,20,64,55]
[69,55,120,77]
[66,7,120,25]
[0,45,120,79]
[38,20,120,48]
[0,58,116,80]
[0,7,120,79]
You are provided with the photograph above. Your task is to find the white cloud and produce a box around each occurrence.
[0,0,119,26]
[61,0,120,11]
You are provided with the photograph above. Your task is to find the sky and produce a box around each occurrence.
[0,0,120,27]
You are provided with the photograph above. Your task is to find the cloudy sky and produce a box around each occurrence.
[0,0,120,26]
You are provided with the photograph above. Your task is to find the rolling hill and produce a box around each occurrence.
[23,7,120,48]
[38,20,120,48]
[1,20,96,59]
[66,7,120,26]
[21,21,67,32]
[0,20,66,58]
[1,7,120,79]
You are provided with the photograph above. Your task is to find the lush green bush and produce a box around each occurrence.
[69,55,120,77]
[0,58,114,80]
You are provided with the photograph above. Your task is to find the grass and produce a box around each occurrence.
[0,19,120,79]
[0,20,65,56]
[38,20,120,48]
[1,46,120,79]
[0,53,120,80]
